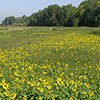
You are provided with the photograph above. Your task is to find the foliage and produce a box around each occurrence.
[2,16,16,26]
[91,30,100,35]
[2,15,28,26]
[2,0,100,27]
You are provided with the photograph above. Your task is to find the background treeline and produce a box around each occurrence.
[2,0,100,27]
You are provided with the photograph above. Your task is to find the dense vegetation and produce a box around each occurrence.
[0,27,100,100]
[2,0,100,27]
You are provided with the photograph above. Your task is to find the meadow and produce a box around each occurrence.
[0,26,100,100]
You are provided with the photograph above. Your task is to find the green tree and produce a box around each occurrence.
[2,16,15,26]
[62,4,77,26]
[94,7,100,26]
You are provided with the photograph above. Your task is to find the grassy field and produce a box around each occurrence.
[0,26,100,100]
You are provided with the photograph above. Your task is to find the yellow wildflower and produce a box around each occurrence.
[4,91,10,96]
[72,87,76,92]
[37,88,44,93]
[2,83,9,90]
[0,73,3,77]
[10,93,16,99]
[69,97,73,100]
[70,72,74,76]
[2,79,5,83]
[39,97,42,100]
[23,95,27,100]
[78,81,82,86]
[75,91,79,97]
[47,85,51,90]
[85,82,90,88]
[89,91,94,97]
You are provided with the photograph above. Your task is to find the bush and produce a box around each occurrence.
[91,30,100,35]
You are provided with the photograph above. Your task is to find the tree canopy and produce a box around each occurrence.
[2,0,100,27]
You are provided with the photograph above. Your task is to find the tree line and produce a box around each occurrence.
[1,0,100,27]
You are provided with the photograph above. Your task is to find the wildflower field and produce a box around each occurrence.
[0,27,100,100]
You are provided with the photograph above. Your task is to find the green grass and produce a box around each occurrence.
[0,26,100,48]
[0,26,8,31]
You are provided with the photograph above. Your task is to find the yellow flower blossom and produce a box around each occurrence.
[39,97,42,100]
[23,95,27,100]
[10,93,16,99]
[89,91,94,97]
[2,83,9,90]
[4,91,10,96]
[69,97,73,100]
[47,85,51,90]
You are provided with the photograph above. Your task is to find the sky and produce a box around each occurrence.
[0,0,84,23]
